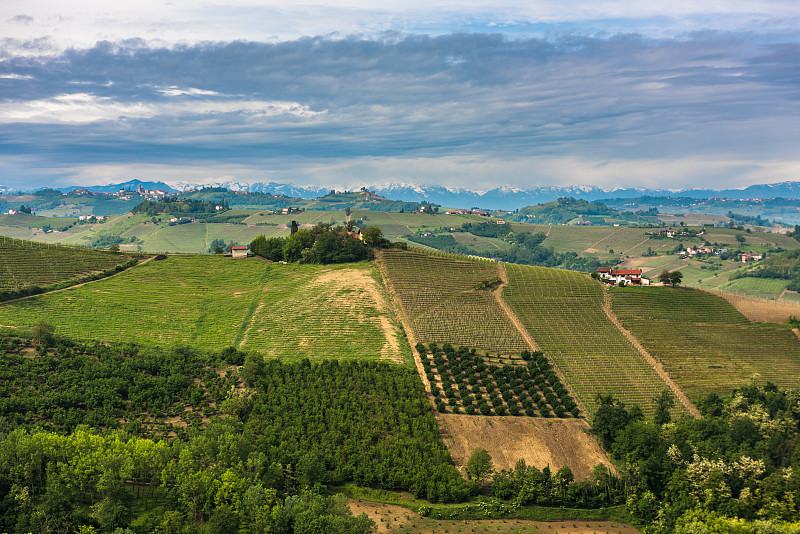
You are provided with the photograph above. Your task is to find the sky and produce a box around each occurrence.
[1,1,799,192]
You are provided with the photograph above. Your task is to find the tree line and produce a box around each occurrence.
[249,222,404,264]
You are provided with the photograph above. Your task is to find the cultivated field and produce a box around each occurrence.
[610,287,800,399]
[501,264,678,417]
[349,500,641,534]
[0,236,132,291]
[379,250,528,354]
[0,255,407,361]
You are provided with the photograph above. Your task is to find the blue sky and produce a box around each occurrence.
[1,1,799,192]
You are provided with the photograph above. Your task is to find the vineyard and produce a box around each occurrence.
[501,264,678,417]
[379,250,528,354]
[0,255,404,361]
[610,286,800,399]
[0,236,132,292]
[419,343,580,418]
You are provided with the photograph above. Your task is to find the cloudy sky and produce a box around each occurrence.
[1,1,799,191]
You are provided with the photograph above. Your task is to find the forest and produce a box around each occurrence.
[0,332,631,533]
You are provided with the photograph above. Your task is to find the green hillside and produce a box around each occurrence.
[0,236,132,293]
[501,264,679,417]
[610,286,800,400]
[509,197,659,225]
[0,255,407,361]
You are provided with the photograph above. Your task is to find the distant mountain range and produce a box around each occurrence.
[176,180,800,210]
[3,179,800,210]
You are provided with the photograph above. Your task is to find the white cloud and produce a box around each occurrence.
[0,73,31,79]
[0,92,325,124]
[1,0,799,54]
[157,86,220,97]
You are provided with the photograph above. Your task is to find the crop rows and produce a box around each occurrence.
[380,250,528,354]
[420,343,580,418]
[0,236,130,291]
[501,264,679,417]
[610,287,800,399]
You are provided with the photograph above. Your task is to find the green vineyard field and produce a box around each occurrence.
[610,286,800,399]
[379,250,528,354]
[501,264,678,417]
[0,236,131,292]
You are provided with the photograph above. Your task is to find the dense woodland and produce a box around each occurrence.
[0,332,632,532]
[594,386,800,533]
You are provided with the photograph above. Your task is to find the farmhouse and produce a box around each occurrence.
[230,246,249,259]
[741,253,764,263]
[596,267,650,286]
[7,209,18,215]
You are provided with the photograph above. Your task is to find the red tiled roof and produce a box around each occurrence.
[611,269,642,276]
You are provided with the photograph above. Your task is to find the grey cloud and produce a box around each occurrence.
[9,15,33,24]
[0,31,798,188]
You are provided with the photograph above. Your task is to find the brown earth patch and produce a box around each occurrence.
[308,267,405,362]
[703,289,800,324]
[436,415,612,481]
[348,499,641,534]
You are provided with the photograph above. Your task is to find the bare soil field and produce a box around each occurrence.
[436,415,613,480]
[704,289,800,323]
[349,500,641,534]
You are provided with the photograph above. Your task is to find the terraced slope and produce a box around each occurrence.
[610,287,800,399]
[0,236,131,292]
[379,250,527,354]
[0,255,404,361]
[502,264,679,417]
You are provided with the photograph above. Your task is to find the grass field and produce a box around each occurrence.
[0,236,132,291]
[379,250,528,354]
[610,286,800,400]
[501,264,679,417]
[712,277,789,300]
[0,255,408,361]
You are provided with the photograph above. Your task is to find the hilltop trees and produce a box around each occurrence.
[250,223,400,264]
[658,270,683,286]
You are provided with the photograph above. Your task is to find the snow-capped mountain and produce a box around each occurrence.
[11,179,800,210]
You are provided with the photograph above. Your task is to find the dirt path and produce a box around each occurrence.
[374,253,433,399]
[492,263,588,417]
[793,328,800,342]
[601,291,701,418]
[475,234,503,250]
[545,224,552,237]
[621,237,651,256]
[387,213,416,235]
[584,228,621,253]
[0,255,156,306]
